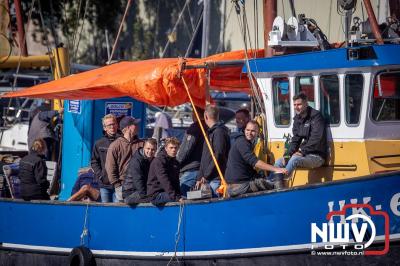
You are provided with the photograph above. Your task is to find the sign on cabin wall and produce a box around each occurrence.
[105,102,133,117]
[68,100,81,114]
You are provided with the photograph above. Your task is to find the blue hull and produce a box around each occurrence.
[1,172,400,260]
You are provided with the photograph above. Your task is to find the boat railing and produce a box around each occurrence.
[370,154,400,168]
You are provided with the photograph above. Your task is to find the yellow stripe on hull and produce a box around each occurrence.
[268,140,400,187]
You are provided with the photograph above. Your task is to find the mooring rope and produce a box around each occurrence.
[80,203,90,246]
[167,201,185,266]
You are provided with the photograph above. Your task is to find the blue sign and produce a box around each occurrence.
[68,100,81,114]
[105,102,133,117]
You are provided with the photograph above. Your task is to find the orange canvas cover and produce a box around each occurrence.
[2,49,263,107]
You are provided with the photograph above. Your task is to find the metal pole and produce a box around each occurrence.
[344,10,352,47]
[52,47,70,110]
[14,0,28,56]
[263,0,277,57]
[363,0,384,44]
[0,55,51,68]
[201,0,211,58]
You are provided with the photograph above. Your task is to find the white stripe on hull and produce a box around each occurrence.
[2,233,399,257]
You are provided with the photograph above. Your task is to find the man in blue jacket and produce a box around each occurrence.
[272,92,327,187]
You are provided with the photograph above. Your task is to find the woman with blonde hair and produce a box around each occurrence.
[19,138,50,201]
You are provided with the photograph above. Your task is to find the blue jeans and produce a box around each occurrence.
[272,154,325,180]
[179,170,198,197]
[100,187,118,203]
[209,178,221,198]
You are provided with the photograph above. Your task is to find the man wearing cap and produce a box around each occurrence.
[105,116,144,202]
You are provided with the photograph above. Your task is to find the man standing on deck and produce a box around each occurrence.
[105,116,144,202]
[91,114,120,203]
[226,121,288,197]
[195,104,230,197]
[271,92,327,188]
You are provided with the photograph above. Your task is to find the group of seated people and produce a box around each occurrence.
[17,92,327,204]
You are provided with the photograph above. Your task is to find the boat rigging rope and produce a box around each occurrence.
[174,0,193,38]
[107,0,133,64]
[80,203,90,246]
[37,0,55,77]
[71,0,83,61]
[233,1,265,116]
[215,3,234,53]
[2,0,36,128]
[73,0,90,62]
[160,0,192,58]
[167,201,185,266]
[181,75,229,198]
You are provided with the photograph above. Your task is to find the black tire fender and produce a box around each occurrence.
[69,246,94,266]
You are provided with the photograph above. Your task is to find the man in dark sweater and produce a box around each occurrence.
[91,114,120,203]
[123,138,157,204]
[19,139,49,201]
[196,104,230,197]
[272,92,327,187]
[177,108,205,196]
[225,121,288,197]
[147,137,182,205]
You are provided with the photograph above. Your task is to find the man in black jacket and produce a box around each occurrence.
[90,114,120,203]
[273,92,327,185]
[123,138,157,204]
[19,139,49,201]
[147,137,182,205]
[177,108,205,196]
[225,121,287,197]
[196,104,230,197]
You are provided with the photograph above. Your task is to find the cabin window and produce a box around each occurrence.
[345,74,363,125]
[295,76,315,108]
[272,77,291,126]
[372,72,400,121]
[319,75,340,125]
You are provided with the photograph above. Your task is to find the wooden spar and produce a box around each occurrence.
[263,0,277,57]
[14,0,28,56]
[363,0,384,44]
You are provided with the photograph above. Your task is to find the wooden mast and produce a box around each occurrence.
[263,0,277,57]
[14,0,28,56]
[363,0,384,44]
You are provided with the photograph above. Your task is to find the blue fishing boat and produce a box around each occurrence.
[1,0,400,265]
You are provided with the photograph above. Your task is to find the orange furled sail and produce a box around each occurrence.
[2,49,263,107]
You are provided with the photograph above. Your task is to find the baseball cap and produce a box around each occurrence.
[119,116,141,130]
